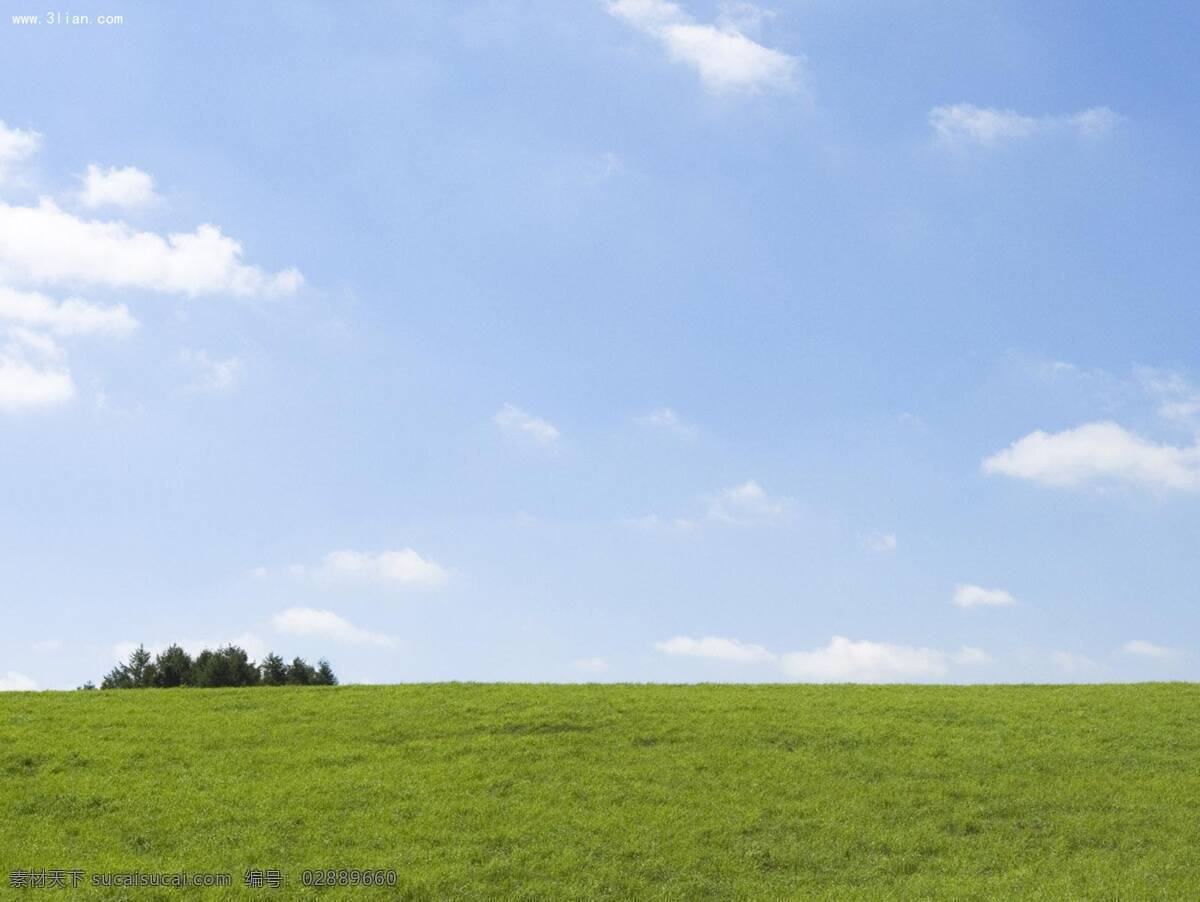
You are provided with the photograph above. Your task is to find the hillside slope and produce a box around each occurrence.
[2,684,1198,898]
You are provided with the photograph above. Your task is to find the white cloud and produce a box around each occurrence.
[930,103,1120,147]
[0,121,40,183]
[656,634,991,682]
[703,480,790,525]
[779,636,953,682]
[79,164,159,210]
[494,403,560,446]
[0,123,300,417]
[636,406,696,436]
[716,1,775,34]
[953,646,993,665]
[573,656,609,672]
[983,422,1200,492]
[324,548,448,587]
[6,326,64,359]
[863,531,897,552]
[0,353,75,411]
[1121,639,1174,659]
[0,198,302,297]
[289,548,450,589]
[1051,650,1096,674]
[180,348,242,392]
[607,0,800,94]
[0,286,136,414]
[31,639,62,652]
[952,583,1016,608]
[1136,367,1200,433]
[655,635,775,662]
[629,479,790,531]
[0,285,138,337]
[622,513,700,531]
[272,607,395,647]
[0,671,37,691]
[930,104,1036,145]
[1071,106,1123,138]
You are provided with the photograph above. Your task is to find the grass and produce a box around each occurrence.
[2,683,1198,899]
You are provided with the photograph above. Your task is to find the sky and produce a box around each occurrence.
[2,0,1199,689]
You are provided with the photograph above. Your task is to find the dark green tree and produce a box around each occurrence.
[259,653,288,686]
[314,660,337,686]
[153,644,193,688]
[191,645,259,687]
[128,645,157,688]
[100,663,132,689]
[287,657,316,685]
[95,644,336,688]
[101,645,151,689]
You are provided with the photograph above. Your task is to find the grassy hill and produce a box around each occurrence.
[2,683,1198,899]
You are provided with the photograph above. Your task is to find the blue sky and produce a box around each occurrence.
[2,0,1199,688]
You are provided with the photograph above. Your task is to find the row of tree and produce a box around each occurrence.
[95,644,337,689]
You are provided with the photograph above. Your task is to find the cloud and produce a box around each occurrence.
[180,348,242,391]
[655,634,991,682]
[952,584,1016,608]
[1051,650,1096,674]
[654,635,775,662]
[983,422,1200,492]
[0,671,37,691]
[0,123,302,416]
[1121,639,1174,659]
[779,636,954,682]
[703,480,790,525]
[272,607,395,647]
[930,103,1120,147]
[863,531,897,552]
[0,198,302,297]
[1136,367,1200,433]
[0,286,136,413]
[0,285,138,337]
[0,353,74,411]
[287,548,449,589]
[607,0,801,94]
[629,479,791,531]
[79,164,159,210]
[636,406,696,436]
[953,646,993,665]
[573,657,609,672]
[31,639,62,652]
[0,121,39,183]
[494,403,560,446]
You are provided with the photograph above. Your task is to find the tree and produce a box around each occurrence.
[191,645,259,688]
[314,660,337,686]
[101,662,132,689]
[287,657,316,685]
[128,645,157,688]
[153,644,193,688]
[101,645,152,689]
[94,644,333,688]
[78,681,97,691]
[259,653,288,686]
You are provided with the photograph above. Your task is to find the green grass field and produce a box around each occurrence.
[3,684,1198,899]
